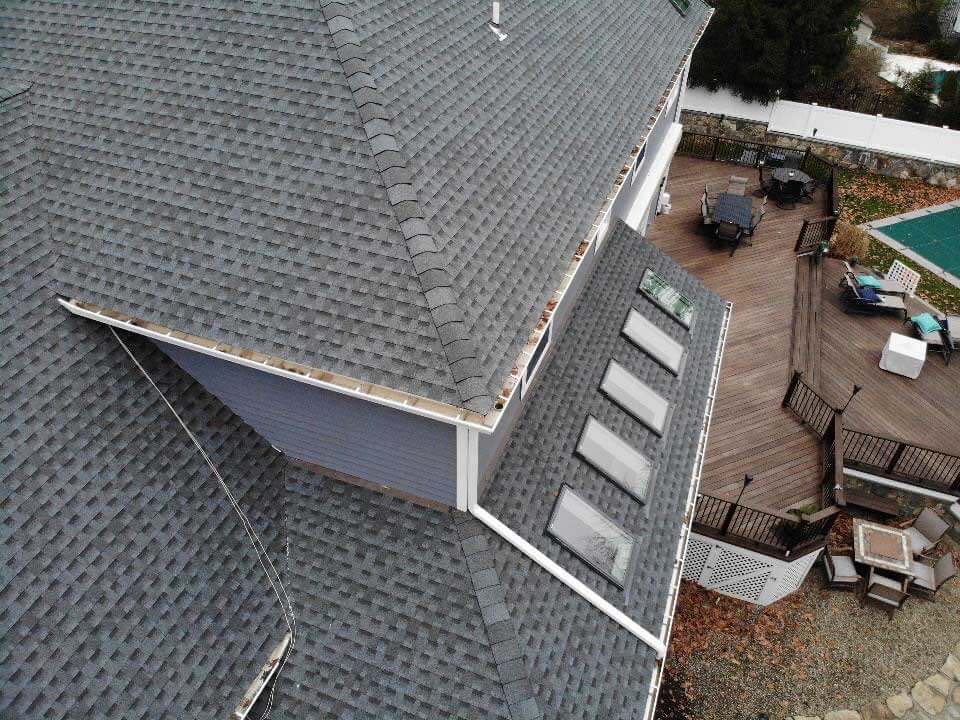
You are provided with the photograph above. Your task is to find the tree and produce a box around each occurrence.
[689,0,862,103]
[900,67,937,122]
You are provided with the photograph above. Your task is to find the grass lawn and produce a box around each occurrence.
[837,170,960,314]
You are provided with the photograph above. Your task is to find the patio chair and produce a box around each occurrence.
[841,262,906,295]
[700,191,715,227]
[860,567,909,619]
[839,273,908,320]
[758,163,774,195]
[822,547,861,591]
[908,553,957,600]
[742,205,766,238]
[726,175,749,196]
[715,220,743,256]
[776,179,805,209]
[905,508,950,556]
[906,313,954,365]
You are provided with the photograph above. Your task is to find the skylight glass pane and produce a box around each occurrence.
[576,416,653,502]
[600,360,669,435]
[640,269,694,327]
[548,485,635,586]
[622,309,685,375]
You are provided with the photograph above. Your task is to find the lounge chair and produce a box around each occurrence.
[905,508,950,556]
[822,547,861,591]
[841,262,905,296]
[908,553,957,600]
[907,313,954,365]
[840,273,907,320]
[860,567,909,619]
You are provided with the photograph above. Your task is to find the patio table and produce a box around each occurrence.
[853,518,914,576]
[771,168,812,185]
[712,193,753,228]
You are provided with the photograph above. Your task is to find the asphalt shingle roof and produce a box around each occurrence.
[1,0,710,413]
[483,220,727,719]
[2,83,287,720]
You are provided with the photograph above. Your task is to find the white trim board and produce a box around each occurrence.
[624,123,684,231]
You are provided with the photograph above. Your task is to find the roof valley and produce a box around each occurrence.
[319,0,491,413]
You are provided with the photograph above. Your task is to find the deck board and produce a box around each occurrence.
[649,157,825,510]
[652,156,960,510]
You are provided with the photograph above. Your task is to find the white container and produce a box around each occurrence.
[879,332,926,379]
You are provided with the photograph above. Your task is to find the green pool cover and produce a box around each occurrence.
[881,206,960,277]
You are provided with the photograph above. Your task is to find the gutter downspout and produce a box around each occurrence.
[467,500,668,658]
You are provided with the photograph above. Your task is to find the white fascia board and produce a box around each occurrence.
[58,298,494,434]
[624,122,683,231]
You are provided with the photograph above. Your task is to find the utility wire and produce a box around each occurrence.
[109,327,295,719]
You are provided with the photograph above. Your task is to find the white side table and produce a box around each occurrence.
[879,332,926,379]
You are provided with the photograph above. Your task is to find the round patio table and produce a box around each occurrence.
[771,168,812,185]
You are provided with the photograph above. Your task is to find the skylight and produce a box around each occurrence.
[576,416,653,502]
[668,0,691,16]
[622,309,685,375]
[640,269,694,327]
[547,485,635,586]
[600,360,669,435]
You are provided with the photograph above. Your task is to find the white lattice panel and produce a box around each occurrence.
[682,537,711,581]
[684,531,822,606]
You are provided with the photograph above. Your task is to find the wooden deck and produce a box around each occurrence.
[650,156,825,510]
[651,156,960,511]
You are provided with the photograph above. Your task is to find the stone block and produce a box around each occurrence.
[927,673,952,696]
[912,680,946,715]
[886,693,913,718]
[825,711,861,720]
[860,701,894,720]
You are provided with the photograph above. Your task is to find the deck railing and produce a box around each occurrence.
[783,372,960,496]
[676,132,842,254]
[842,429,960,492]
[781,371,835,438]
[693,493,839,559]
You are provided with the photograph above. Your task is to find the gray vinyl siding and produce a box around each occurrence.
[154,341,458,506]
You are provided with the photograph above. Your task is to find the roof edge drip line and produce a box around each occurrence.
[56,298,494,434]
[319,1,490,414]
[467,502,667,658]
[641,299,733,720]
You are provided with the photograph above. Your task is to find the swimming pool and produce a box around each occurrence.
[867,203,960,284]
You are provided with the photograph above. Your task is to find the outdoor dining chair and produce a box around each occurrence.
[776,179,805,209]
[715,220,743,256]
[757,163,774,196]
[726,175,749,196]
[742,205,766,238]
[905,508,950,556]
[700,191,715,227]
[822,547,861,591]
[908,553,957,600]
[860,567,909,619]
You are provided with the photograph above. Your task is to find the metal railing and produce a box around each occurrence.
[781,371,835,438]
[842,429,960,492]
[693,493,838,559]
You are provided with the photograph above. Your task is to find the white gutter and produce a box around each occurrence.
[641,300,732,720]
[843,467,960,503]
[466,304,732,665]
[59,298,493,434]
[468,502,668,658]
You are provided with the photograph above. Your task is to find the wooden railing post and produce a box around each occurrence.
[711,135,720,162]
[782,370,801,407]
[719,503,738,536]
[833,410,846,506]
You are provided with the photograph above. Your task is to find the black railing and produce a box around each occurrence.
[693,493,838,559]
[782,371,835,438]
[842,429,960,493]
[677,132,806,169]
[794,217,837,256]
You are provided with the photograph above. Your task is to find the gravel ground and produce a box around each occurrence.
[660,538,960,720]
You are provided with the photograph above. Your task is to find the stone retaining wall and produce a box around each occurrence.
[681,110,960,188]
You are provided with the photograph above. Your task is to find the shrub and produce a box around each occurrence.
[829,221,871,260]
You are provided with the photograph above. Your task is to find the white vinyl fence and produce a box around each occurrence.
[684,87,960,166]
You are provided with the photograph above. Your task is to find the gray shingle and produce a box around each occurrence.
[483,220,727,719]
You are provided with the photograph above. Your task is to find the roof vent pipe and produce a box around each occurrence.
[488,1,508,40]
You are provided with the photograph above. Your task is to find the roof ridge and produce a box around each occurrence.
[319,1,491,414]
